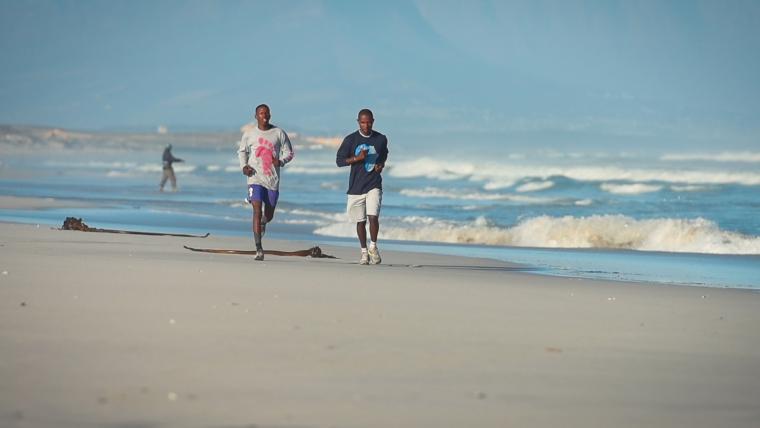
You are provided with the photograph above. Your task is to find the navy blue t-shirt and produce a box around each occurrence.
[336,130,389,195]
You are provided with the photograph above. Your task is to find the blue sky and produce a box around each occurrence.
[2,0,759,151]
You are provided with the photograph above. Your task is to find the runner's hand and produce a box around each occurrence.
[374,163,384,173]
[242,165,254,176]
[355,149,368,162]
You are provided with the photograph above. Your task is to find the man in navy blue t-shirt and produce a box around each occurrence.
[336,109,389,265]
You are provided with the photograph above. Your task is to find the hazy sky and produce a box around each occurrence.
[2,0,759,150]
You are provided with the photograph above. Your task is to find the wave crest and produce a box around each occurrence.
[600,183,662,195]
[388,157,760,186]
[661,152,760,163]
[314,214,760,255]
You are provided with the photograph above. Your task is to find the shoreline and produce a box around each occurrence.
[2,210,760,290]
[2,222,760,427]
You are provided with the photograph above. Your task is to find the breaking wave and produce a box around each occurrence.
[600,183,663,195]
[515,180,555,192]
[314,214,760,255]
[670,184,712,192]
[388,158,760,186]
[399,187,558,204]
[661,151,760,163]
[43,160,199,175]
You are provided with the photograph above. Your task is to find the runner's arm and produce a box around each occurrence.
[336,136,355,167]
[376,137,389,166]
[238,136,253,175]
[276,131,294,167]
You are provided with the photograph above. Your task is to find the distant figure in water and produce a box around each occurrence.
[159,144,183,192]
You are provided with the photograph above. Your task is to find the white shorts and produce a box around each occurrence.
[347,188,382,223]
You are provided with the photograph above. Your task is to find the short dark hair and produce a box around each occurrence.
[255,104,269,113]
[357,108,373,120]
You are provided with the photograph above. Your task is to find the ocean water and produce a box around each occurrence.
[1,135,759,290]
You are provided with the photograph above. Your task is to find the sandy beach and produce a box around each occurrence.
[1,221,759,428]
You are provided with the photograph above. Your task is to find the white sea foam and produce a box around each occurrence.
[535,150,637,160]
[600,183,663,195]
[44,160,139,169]
[314,222,356,237]
[320,181,341,190]
[389,157,760,186]
[302,136,342,147]
[170,164,197,173]
[516,180,554,193]
[483,179,516,190]
[399,187,555,204]
[104,165,193,177]
[285,165,344,175]
[292,144,323,152]
[391,158,477,181]
[661,151,760,163]
[283,208,347,223]
[314,214,760,255]
[670,184,711,192]
[314,215,507,246]
[43,160,200,174]
[135,164,196,173]
[281,219,321,225]
[206,165,222,172]
[503,215,760,254]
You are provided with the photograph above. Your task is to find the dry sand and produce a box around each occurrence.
[1,222,759,428]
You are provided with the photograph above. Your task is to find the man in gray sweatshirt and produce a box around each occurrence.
[238,104,294,261]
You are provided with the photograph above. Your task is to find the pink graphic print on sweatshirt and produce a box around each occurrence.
[254,137,275,176]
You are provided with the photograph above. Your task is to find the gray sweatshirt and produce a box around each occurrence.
[237,125,294,191]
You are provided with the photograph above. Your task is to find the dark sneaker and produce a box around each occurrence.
[254,249,264,261]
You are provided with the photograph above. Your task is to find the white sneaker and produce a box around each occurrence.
[368,246,381,265]
[359,251,369,265]
[254,249,264,261]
